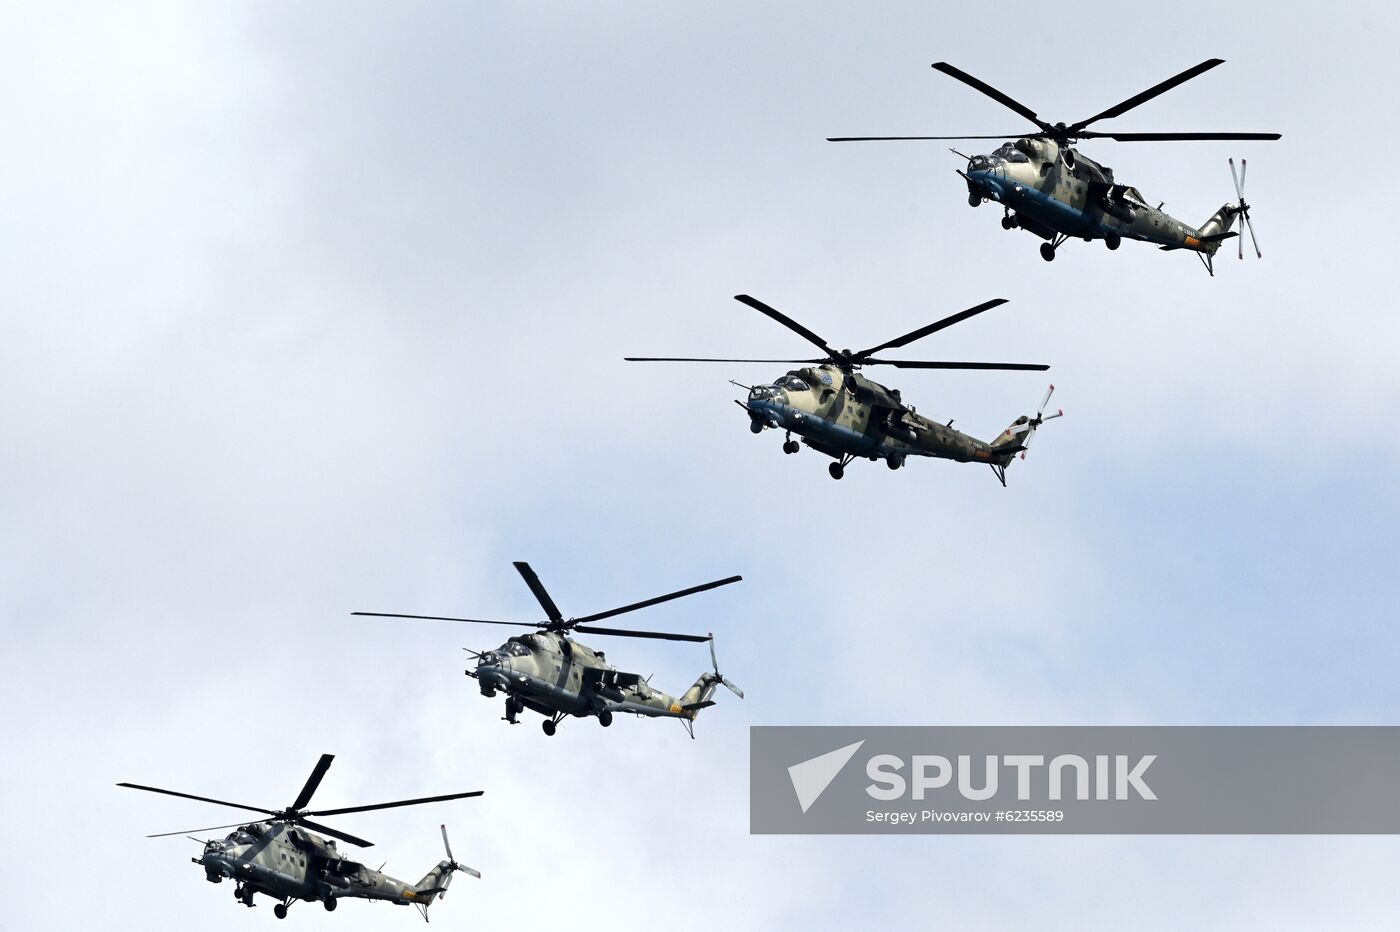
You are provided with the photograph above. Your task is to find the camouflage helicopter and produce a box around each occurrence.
[627,294,1059,485]
[829,59,1279,274]
[118,753,481,921]
[354,562,744,738]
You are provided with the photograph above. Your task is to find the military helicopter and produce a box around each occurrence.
[354,562,744,738]
[117,753,481,921]
[627,294,1059,485]
[828,59,1280,274]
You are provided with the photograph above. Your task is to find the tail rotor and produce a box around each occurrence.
[440,824,480,881]
[1228,157,1261,259]
[708,634,744,699]
[1014,384,1063,460]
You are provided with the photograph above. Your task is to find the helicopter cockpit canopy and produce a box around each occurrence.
[991,141,1031,163]
[224,829,259,845]
[750,374,809,402]
[504,638,532,657]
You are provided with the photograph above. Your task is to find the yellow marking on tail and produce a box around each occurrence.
[1184,235,1201,248]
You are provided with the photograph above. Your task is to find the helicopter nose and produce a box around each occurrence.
[476,660,510,689]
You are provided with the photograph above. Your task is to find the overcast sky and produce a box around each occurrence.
[3,2,1399,929]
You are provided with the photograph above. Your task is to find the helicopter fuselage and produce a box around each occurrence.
[743,364,1017,468]
[196,821,449,913]
[474,630,719,725]
[963,139,1240,254]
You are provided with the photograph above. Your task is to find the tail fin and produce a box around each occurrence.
[413,860,457,905]
[1197,202,1242,243]
[988,416,1031,455]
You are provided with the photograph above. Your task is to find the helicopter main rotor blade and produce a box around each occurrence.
[827,134,1033,142]
[570,575,743,625]
[352,612,541,628]
[297,818,374,849]
[1070,59,1224,131]
[116,783,277,817]
[871,359,1050,371]
[931,62,1046,129]
[289,754,335,813]
[441,823,454,862]
[309,789,484,818]
[624,357,828,364]
[571,624,711,642]
[733,295,834,356]
[146,821,252,838]
[1082,131,1281,142]
[856,298,1008,357]
[513,561,564,622]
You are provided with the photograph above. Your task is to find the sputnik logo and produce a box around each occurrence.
[787,741,865,814]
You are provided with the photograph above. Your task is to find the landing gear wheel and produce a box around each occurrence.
[274,903,288,919]
[1105,232,1121,251]
[542,719,557,736]
[1001,215,1017,230]
[1039,242,1056,262]
[782,440,799,455]
[886,455,903,471]
[324,898,338,912]
[828,462,845,480]
[598,710,613,727]
[749,420,764,434]
[967,192,981,207]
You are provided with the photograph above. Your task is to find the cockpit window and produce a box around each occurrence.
[506,640,531,656]
[777,376,808,392]
[991,142,1030,163]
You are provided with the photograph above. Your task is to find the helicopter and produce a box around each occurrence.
[354,561,744,738]
[828,59,1280,274]
[117,753,481,921]
[626,294,1060,485]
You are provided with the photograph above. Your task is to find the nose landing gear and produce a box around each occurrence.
[1001,212,1019,230]
[1105,231,1121,250]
